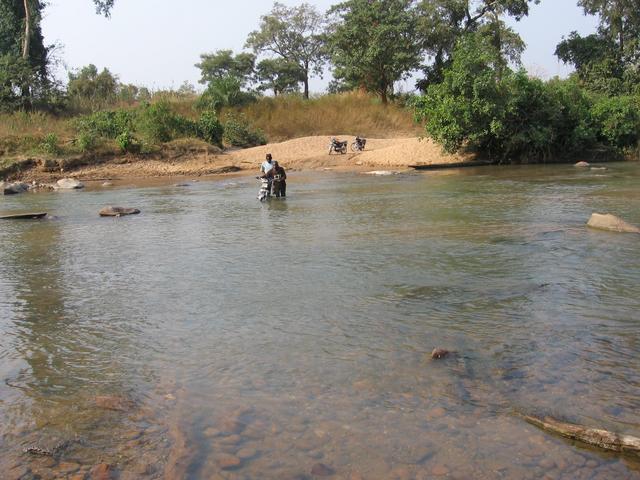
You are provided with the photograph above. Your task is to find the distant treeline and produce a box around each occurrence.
[1,0,639,162]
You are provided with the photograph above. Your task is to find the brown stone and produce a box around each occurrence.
[98,206,141,217]
[311,463,335,476]
[431,348,450,360]
[431,464,450,476]
[216,454,241,470]
[58,462,81,474]
[70,474,87,480]
[217,433,242,445]
[94,395,133,412]
[427,407,446,419]
[349,472,364,480]
[89,463,113,480]
[237,447,258,460]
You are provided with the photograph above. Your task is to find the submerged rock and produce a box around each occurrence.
[364,170,395,176]
[311,463,336,476]
[574,161,590,167]
[216,454,242,470]
[2,181,30,195]
[99,206,141,217]
[94,395,133,411]
[587,213,640,234]
[431,348,451,360]
[89,463,113,480]
[56,178,84,189]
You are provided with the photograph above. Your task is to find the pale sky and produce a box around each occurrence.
[42,0,599,93]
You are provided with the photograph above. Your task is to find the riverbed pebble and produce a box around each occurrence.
[89,463,113,480]
[94,395,132,412]
[216,454,242,470]
[431,348,450,360]
[431,464,450,476]
[311,462,335,476]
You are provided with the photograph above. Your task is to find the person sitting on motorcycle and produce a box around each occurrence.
[272,161,287,197]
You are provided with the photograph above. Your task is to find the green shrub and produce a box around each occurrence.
[196,110,224,147]
[222,113,267,148]
[77,132,97,152]
[591,95,640,151]
[40,133,60,155]
[136,101,176,143]
[75,109,135,139]
[172,115,199,138]
[116,130,140,153]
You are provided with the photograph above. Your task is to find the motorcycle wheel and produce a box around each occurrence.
[350,142,358,152]
[340,145,347,154]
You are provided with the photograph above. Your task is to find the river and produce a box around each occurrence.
[1,163,639,479]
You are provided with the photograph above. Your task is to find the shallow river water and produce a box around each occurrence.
[1,163,639,479]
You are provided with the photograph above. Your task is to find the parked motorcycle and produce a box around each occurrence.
[257,176,271,202]
[351,136,367,152]
[329,138,348,155]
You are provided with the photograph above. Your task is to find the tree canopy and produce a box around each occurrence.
[246,2,327,99]
[329,0,422,103]
[196,50,256,86]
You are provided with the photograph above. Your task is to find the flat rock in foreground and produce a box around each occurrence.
[99,206,141,217]
[56,178,84,190]
[0,212,47,220]
[1,181,30,195]
[587,213,640,234]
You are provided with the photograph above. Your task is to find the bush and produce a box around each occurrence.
[136,101,176,143]
[222,113,267,148]
[196,110,224,147]
[116,130,140,153]
[591,95,640,151]
[75,109,135,139]
[40,133,61,155]
[196,76,257,112]
[414,34,635,162]
[173,115,199,138]
[77,132,97,152]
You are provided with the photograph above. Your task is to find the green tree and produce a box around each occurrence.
[196,76,256,112]
[415,33,505,154]
[195,50,256,86]
[556,1,640,94]
[415,34,604,162]
[555,32,626,95]
[415,0,536,88]
[329,0,422,103]
[67,64,119,108]
[578,0,640,60]
[246,2,327,99]
[255,58,305,96]
[0,0,115,110]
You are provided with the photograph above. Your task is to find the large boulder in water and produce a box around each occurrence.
[574,161,590,167]
[56,178,84,190]
[99,206,140,217]
[587,213,640,234]
[1,181,30,195]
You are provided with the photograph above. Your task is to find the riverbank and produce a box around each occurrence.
[3,135,476,183]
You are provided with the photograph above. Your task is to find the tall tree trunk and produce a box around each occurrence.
[22,0,31,60]
[380,88,388,105]
[303,59,309,99]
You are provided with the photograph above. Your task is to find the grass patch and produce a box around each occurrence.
[226,92,421,141]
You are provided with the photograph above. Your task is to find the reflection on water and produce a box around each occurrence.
[1,163,639,479]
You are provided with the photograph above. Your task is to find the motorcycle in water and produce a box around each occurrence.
[351,136,367,152]
[328,138,348,155]
[257,176,272,202]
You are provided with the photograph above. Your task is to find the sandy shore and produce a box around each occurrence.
[17,135,476,183]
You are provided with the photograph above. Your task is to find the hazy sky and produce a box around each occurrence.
[42,0,599,93]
